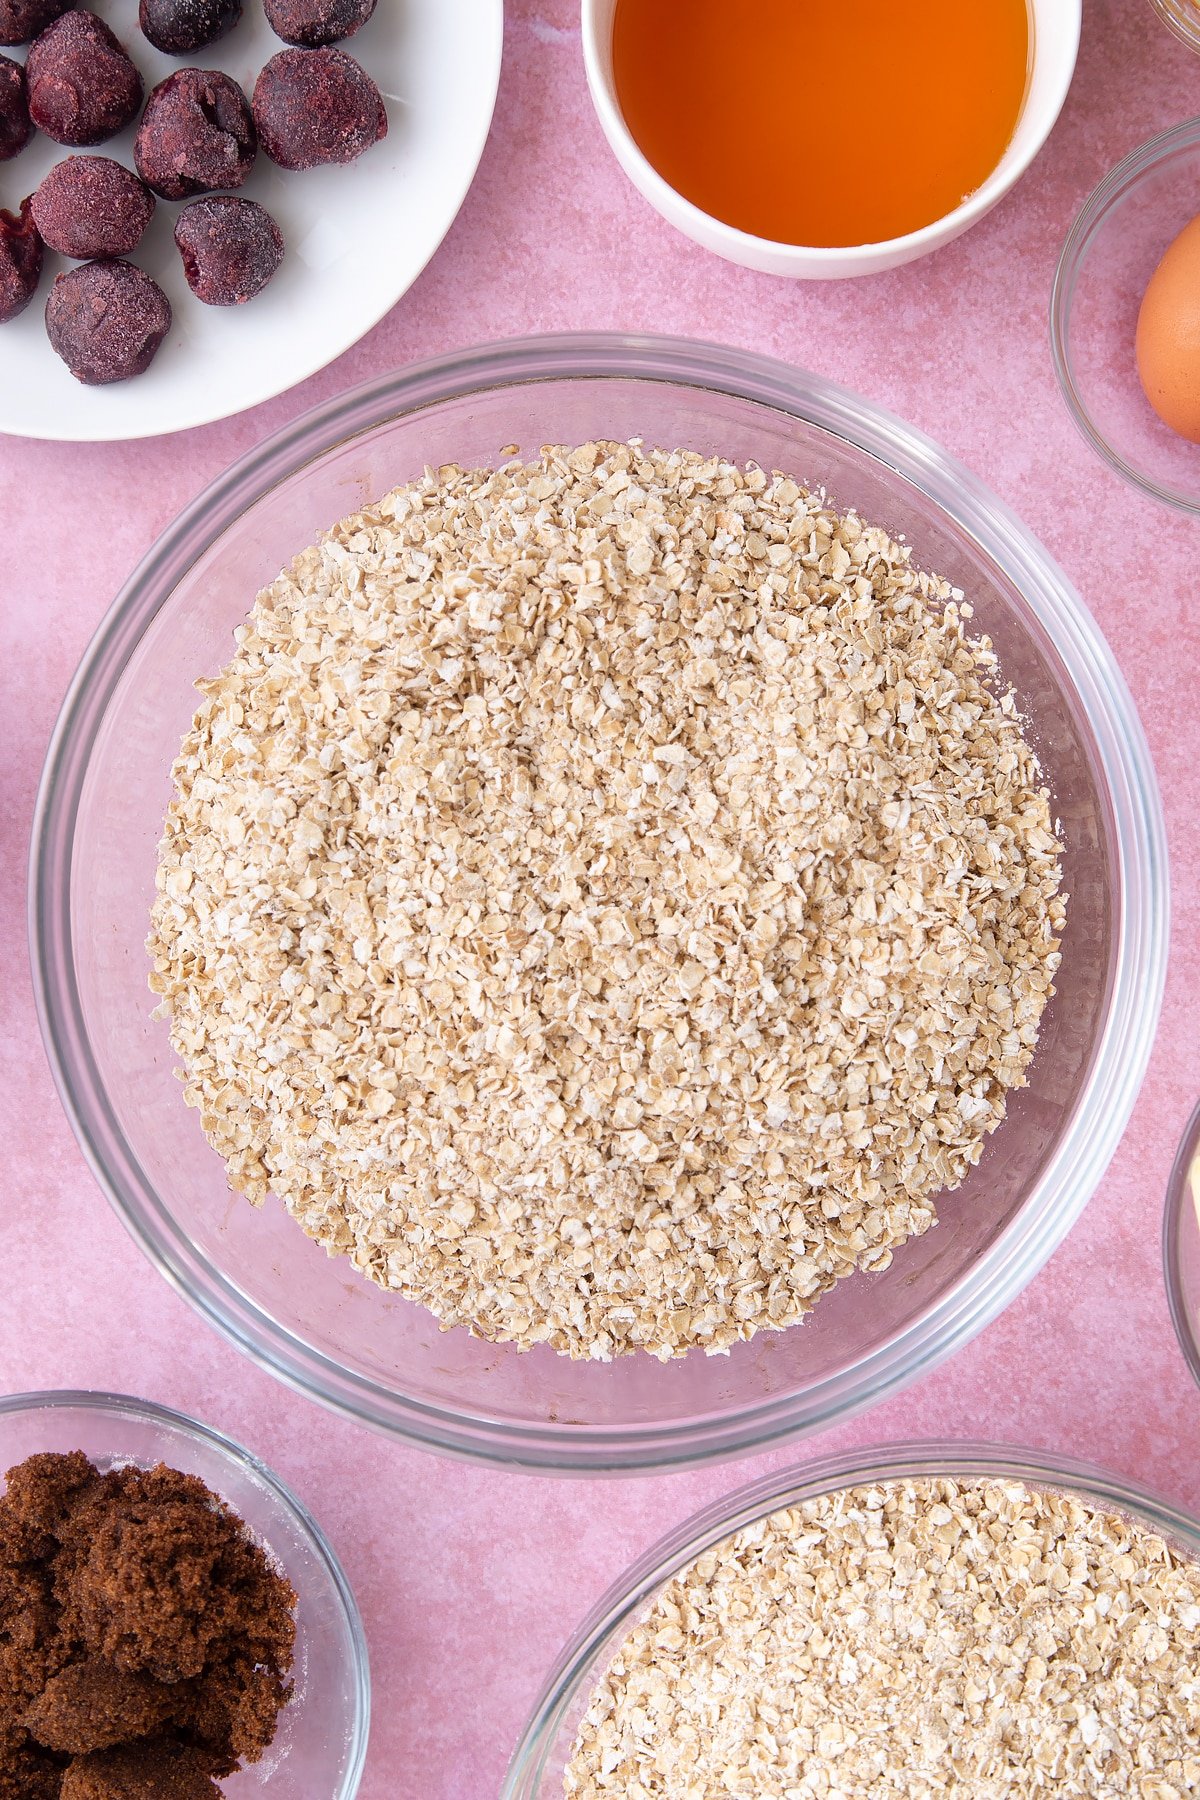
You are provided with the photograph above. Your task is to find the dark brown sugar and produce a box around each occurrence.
[25,12,143,147]
[253,46,385,169]
[135,67,256,200]
[25,1665,175,1755]
[0,1742,64,1800]
[0,1452,295,1796]
[61,1745,219,1799]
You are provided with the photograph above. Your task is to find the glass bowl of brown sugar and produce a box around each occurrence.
[0,1391,369,1799]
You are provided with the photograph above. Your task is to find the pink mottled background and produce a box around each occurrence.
[3,2,1200,1796]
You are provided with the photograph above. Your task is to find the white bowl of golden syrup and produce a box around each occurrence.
[582,0,1080,279]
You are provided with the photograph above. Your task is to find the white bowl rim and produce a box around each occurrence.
[580,0,1083,266]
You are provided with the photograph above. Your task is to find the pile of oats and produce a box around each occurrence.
[147,441,1065,1360]
[565,1477,1200,1799]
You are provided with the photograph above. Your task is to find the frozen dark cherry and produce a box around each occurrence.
[0,50,31,157]
[252,46,385,169]
[139,0,241,57]
[134,67,255,199]
[32,155,155,257]
[174,194,282,304]
[45,257,170,382]
[0,0,70,47]
[263,0,375,49]
[0,197,43,321]
[26,11,143,146]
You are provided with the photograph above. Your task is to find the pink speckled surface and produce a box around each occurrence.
[2,2,1200,1795]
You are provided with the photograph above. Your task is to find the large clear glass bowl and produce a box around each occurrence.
[502,1441,1200,1797]
[0,1391,369,1798]
[30,334,1168,1473]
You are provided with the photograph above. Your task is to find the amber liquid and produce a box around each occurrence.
[612,0,1030,248]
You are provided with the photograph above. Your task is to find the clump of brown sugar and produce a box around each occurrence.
[0,1451,295,1798]
[148,442,1066,1362]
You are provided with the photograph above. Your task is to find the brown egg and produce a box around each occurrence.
[1136,212,1200,444]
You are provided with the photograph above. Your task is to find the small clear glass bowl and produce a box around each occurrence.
[30,334,1168,1474]
[1051,117,1200,514]
[1164,1100,1200,1389]
[502,1441,1200,1797]
[1146,0,1200,53]
[0,1391,370,1798]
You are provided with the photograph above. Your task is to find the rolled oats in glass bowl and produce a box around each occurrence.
[504,1443,1200,1797]
[31,334,1167,1472]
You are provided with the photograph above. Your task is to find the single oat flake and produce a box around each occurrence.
[564,1478,1200,1799]
[147,442,1066,1360]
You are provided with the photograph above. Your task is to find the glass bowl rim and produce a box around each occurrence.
[1163,1098,1200,1390]
[0,1387,370,1798]
[29,330,1169,1473]
[501,1436,1200,1797]
[1049,113,1200,517]
[1145,0,1200,54]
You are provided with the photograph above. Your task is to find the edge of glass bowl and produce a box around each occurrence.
[28,332,1170,1474]
[1145,0,1200,53]
[500,1438,1200,1797]
[1049,114,1200,516]
[0,1388,371,1799]
[1163,1099,1200,1391]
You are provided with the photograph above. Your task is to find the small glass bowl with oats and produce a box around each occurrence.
[31,334,1167,1474]
[0,1390,370,1798]
[502,1442,1200,1797]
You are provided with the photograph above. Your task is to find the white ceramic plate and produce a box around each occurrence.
[0,0,502,439]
